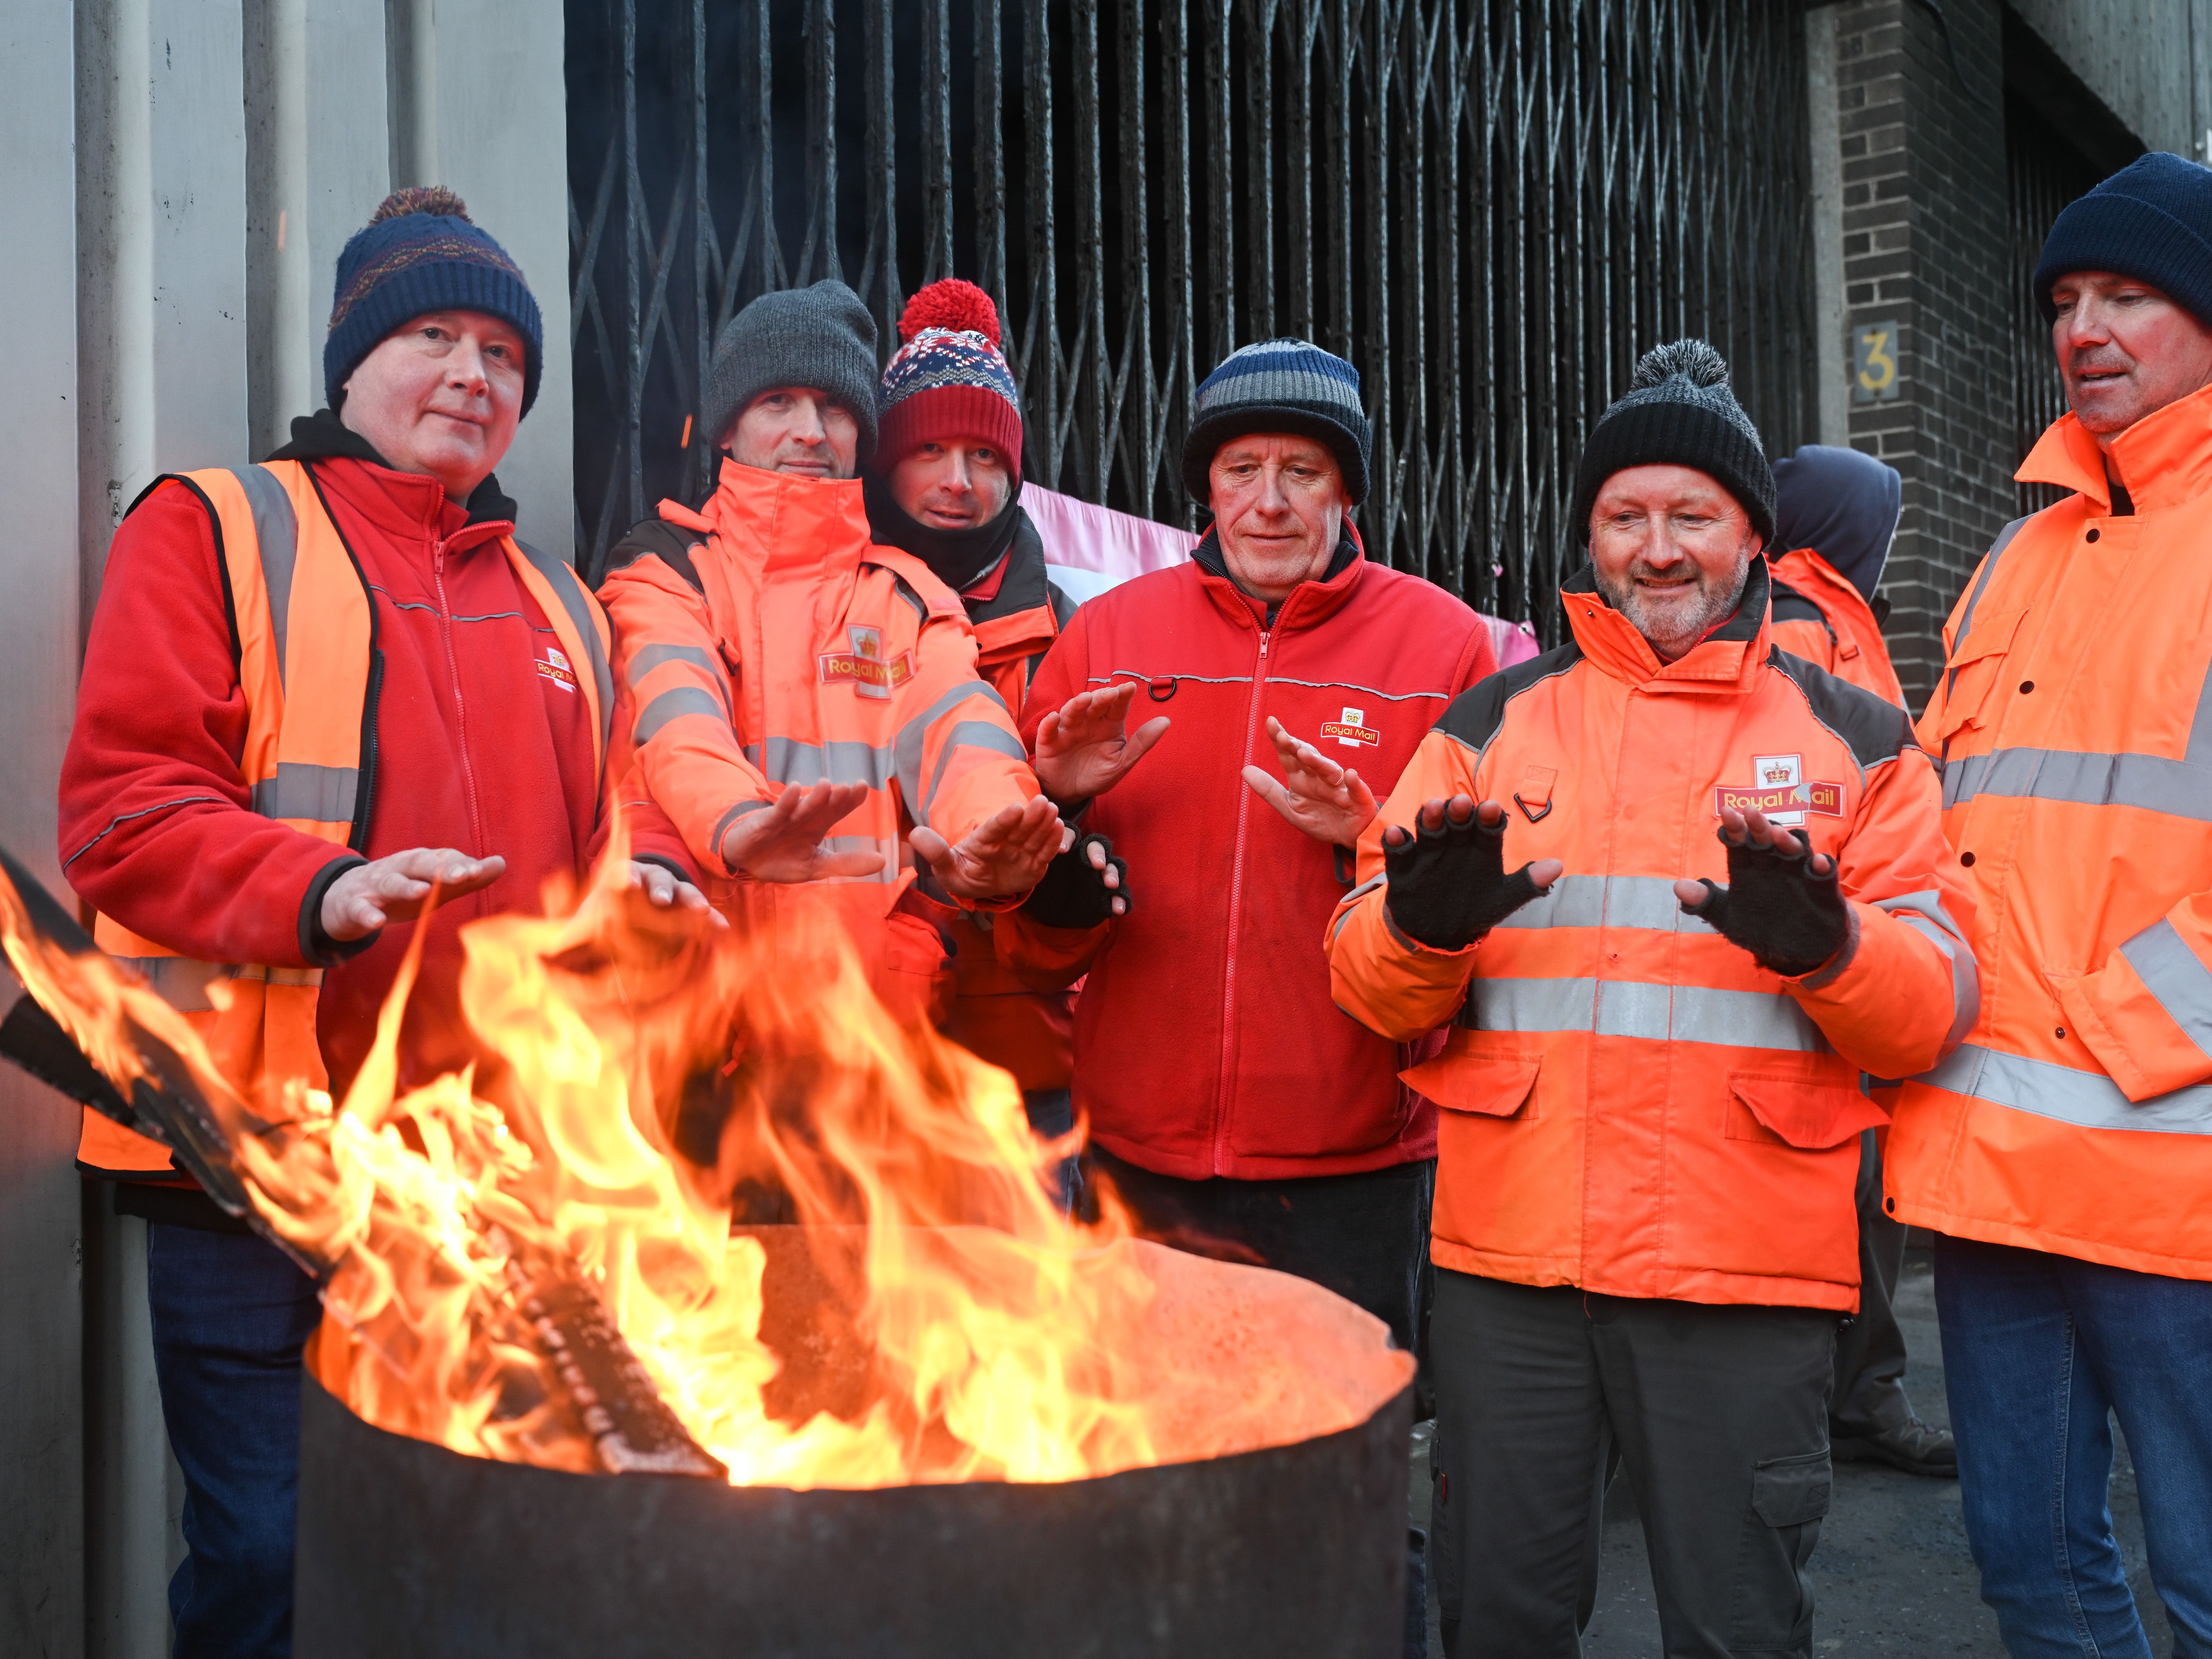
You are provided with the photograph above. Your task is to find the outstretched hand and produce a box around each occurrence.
[910,794,1074,900]
[1382,797,1563,952]
[1033,682,1170,803]
[1242,715,1379,847]
[720,782,886,883]
[320,847,506,943]
[1675,806,1847,977]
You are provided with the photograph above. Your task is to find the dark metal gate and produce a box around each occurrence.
[567,0,1816,636]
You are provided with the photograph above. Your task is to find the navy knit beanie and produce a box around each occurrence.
[1570,340,1775,548]
[2034,152,2212,326]
[1183,338,1373,505]
[325,187,545,415]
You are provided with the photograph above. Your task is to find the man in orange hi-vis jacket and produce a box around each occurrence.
[1888,152,2212,1655]
[595,280,1071,1024]
[1323,342,1975,1659]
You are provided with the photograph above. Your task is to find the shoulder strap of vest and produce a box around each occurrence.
[511,538,615,774]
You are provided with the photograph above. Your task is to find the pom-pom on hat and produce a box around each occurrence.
[1568,339,1775,547]
[324,186,545,416]
[874,279,1025,471]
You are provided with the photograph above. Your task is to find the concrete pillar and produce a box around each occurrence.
[0,1,89,1652]
[1833,0,2016,707]
[1806,5,1851,449]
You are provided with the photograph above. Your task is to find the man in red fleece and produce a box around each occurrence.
[58,188,699,1659]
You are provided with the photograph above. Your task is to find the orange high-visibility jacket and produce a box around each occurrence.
[596,460,1040,1015]
[1326,561,1977,1311]
[1767,547,1908,709]
[79,461,610,1176]
[1888,386,2212,1282]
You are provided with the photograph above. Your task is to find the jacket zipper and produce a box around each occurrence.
[1212,621,1272,1173]
[430,537,489,879]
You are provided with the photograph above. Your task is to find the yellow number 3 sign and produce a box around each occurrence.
[1854,321,1901,403]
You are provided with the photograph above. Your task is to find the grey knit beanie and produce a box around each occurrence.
[1183,337,1373,504]
[1569,340,1775,546]
[701,280,880,463]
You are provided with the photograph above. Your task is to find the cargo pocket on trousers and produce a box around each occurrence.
[1731,1448,1831,1651]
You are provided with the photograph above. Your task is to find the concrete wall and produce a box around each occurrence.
[2010,0,2211,158]
[2,4,572,1652]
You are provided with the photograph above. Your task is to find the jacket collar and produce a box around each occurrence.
[1189,519,1366,632]
[1768,545,1882,637]
[268,408,515,549]
[2017,380,2212,515]
[1560,555,1771,693]
[707,454,875,575]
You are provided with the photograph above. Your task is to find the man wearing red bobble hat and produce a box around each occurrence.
[862,279,1112,1194]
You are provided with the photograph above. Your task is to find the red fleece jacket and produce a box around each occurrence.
[60,443,615,1093]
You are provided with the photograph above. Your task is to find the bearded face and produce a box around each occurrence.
[1588,465,1759,661]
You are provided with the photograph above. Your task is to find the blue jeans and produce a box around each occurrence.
[146,1222,324,1659]
[1936,1233,2212,1657]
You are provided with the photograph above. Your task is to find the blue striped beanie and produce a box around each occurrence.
[1183,338,1373,504]
[325,187,545,416]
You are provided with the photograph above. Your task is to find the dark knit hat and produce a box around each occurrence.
[876,280,1024,467]
[1569,340,1775,547]
[1183,338,1372,505]
[2034,151,2212,326]
[703,280,879,463]
[325,187,545,416]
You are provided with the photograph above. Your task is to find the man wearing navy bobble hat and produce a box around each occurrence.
[1888,150,2212,1655]
[58,187,703,1658]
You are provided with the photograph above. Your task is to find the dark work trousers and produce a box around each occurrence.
[1830,1129,1912,1437]
[1086,1146,1435,1363]
[1429,1269,1838,1659]
[146,1222,325,1659]
[1022,1087,1084,1217]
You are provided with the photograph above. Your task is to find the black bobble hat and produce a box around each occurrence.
[1568,339,1775,547]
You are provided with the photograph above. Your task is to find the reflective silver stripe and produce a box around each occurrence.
[1467,976,1823,1051]
[745,734,896,790]
[250,761,359,824]
[230,465,301,687]
[893,680,1014,818]
[921,720,1030,822]
[113,957,323,1011]
[634,686,732,747]
[229,964,325,989]
[1917,1042,2212,1135]
[1878,899,1980,1053]
[625,642,720,691]
[114,956,229,1014]
[515,539,615,753]
[1940,747,2212,822]
[2119,918,2212,1061]
[1491,873,1715,935]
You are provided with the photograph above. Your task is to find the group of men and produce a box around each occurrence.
[56,150,2212,1659]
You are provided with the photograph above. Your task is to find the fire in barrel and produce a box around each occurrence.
[0,843,1412,1656]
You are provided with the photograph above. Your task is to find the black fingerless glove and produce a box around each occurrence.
[1382,807,1553,951]
[1018,832,1129,929]
[1685,826,1851,977]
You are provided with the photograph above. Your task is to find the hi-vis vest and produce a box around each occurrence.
[78,461,611,1179]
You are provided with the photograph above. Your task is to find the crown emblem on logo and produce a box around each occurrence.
[1763,760,1793,784]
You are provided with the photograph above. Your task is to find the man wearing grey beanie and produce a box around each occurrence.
[594,280,1072,1020]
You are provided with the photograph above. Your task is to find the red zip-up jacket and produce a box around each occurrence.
[60,416,613,1096]
[995,530,1497,1179]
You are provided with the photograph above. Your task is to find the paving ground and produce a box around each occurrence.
[1409,1247,2178,1657]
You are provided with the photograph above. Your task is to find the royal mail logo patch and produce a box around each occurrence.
[1714,753,1842,826]
[535,645,577,692]
[1321,706,1381,749]
[819,625,914,700]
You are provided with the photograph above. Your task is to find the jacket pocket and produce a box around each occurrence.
[1927,603,2024,754]
[1725,1071,1886,1151]
[1403,1044,1541,1121]
[1751,1448,1833,1528]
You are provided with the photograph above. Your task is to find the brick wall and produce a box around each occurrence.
[1833,0,2018,708]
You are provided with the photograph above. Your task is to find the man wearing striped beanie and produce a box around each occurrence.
[861,279,1099,1203]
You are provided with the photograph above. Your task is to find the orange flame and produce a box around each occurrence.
[3,844,1409,1488]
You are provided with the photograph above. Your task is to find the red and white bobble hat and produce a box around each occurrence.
[874,279,1025,468]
